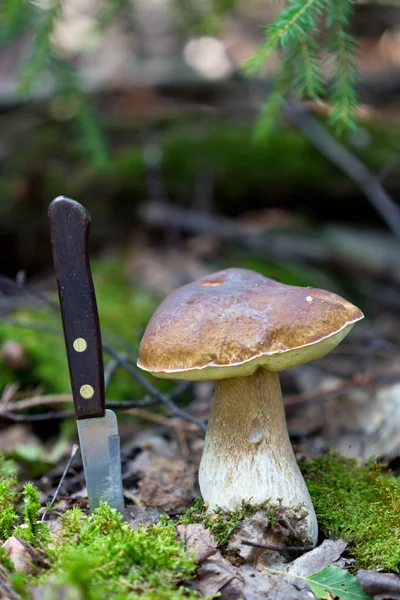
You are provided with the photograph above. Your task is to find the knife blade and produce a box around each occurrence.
[48,196,125,513]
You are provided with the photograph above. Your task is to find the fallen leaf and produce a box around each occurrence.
[139,475,193,513]
[287,539,348,578]
[177,523,244,599]
[307,566,372,600]
[127,505,166,529]
[134,449,196,513]
[226,510,271,565]
[242,539,349,599]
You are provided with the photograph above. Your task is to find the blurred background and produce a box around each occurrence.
[1,0,400,501]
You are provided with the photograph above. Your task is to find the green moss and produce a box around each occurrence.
[15,483,49,545]
[37,505,199,600]
[3,450,400,596]
[0,454,18,540]
[301,452,400,572]
[180,497,292,550]
[0,458,50,545]
[0,457,201,599]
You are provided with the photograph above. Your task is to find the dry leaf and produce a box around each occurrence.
[139,476,193,513]
[226,510,271,565]
[177,523,244,599]
[127,505,166,529]
[31,581,84,600]
[357,570,400,600]
[242,538,348,600]
[132,448,196,513]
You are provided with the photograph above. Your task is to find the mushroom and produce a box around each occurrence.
[137,268,364,544]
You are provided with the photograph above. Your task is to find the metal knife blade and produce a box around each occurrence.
[48,196,124,513]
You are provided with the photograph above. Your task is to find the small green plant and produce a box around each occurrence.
[301,452,400,572]
[14,483,49,545]
[0,506,18,541]
[0,454,18,540]
[22,484,41,535]
[0,455,50,545]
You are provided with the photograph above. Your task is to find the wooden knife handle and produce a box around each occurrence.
[48,196,105,419]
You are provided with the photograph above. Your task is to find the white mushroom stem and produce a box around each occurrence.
[198,368,318,545]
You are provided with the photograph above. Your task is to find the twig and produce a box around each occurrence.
[0,395,157,421]
[0,315,62,336]
[104,349,207,431]
[283,370,400,408]
[194,548,218,563]
[127,407,193,455]
[0,388,196,424]
[242,539,314,552]
[284,100,400,239]
[42,444,79,522]
[0,383,19,405]
[0,310,203,430]
[2,409,76,422]
[0,574,21,600]
[1,393,72,413]
[139,200,335,266]
[104,357,119,390]
[127,407,179,428]
[0,384,190,415]
[217,522,241,548]
[13,536,49,568]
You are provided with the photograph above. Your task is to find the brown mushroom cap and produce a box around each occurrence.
[138,268,364,380]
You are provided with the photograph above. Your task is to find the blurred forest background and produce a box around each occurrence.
[0,0,400,479]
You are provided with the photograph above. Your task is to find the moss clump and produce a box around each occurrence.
[33,504,199,599]
[0,453,18,539]
[14,483,49,545]
[0,458,49,545]
[179,497,301,550]
[0,454,200,599]
[301,452,400,572]
[0,498,200,598]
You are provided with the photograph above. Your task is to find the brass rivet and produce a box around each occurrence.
[80,384,94,399]
[73,338,87,352]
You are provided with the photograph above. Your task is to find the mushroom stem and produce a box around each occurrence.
[199,368,318,544]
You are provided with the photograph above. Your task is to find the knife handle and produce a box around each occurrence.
[49,196,105,419]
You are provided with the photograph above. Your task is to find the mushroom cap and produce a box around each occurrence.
[138,268,364,380]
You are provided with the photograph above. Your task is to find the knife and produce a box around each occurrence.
[48,196,125,513]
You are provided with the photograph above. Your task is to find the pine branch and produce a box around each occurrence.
[18,2,62,95]
[245,0,358,137]
[253,48,296,140]
[51,58,110,170]
[1,0,33,42]
[294,32,324,102]
[96,0,133,31]
[5,1,110,169]
[327,0,358,131]
[244,0,327,75]
[173,0,236,34]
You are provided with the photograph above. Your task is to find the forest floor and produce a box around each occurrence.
[0,219,400,599]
